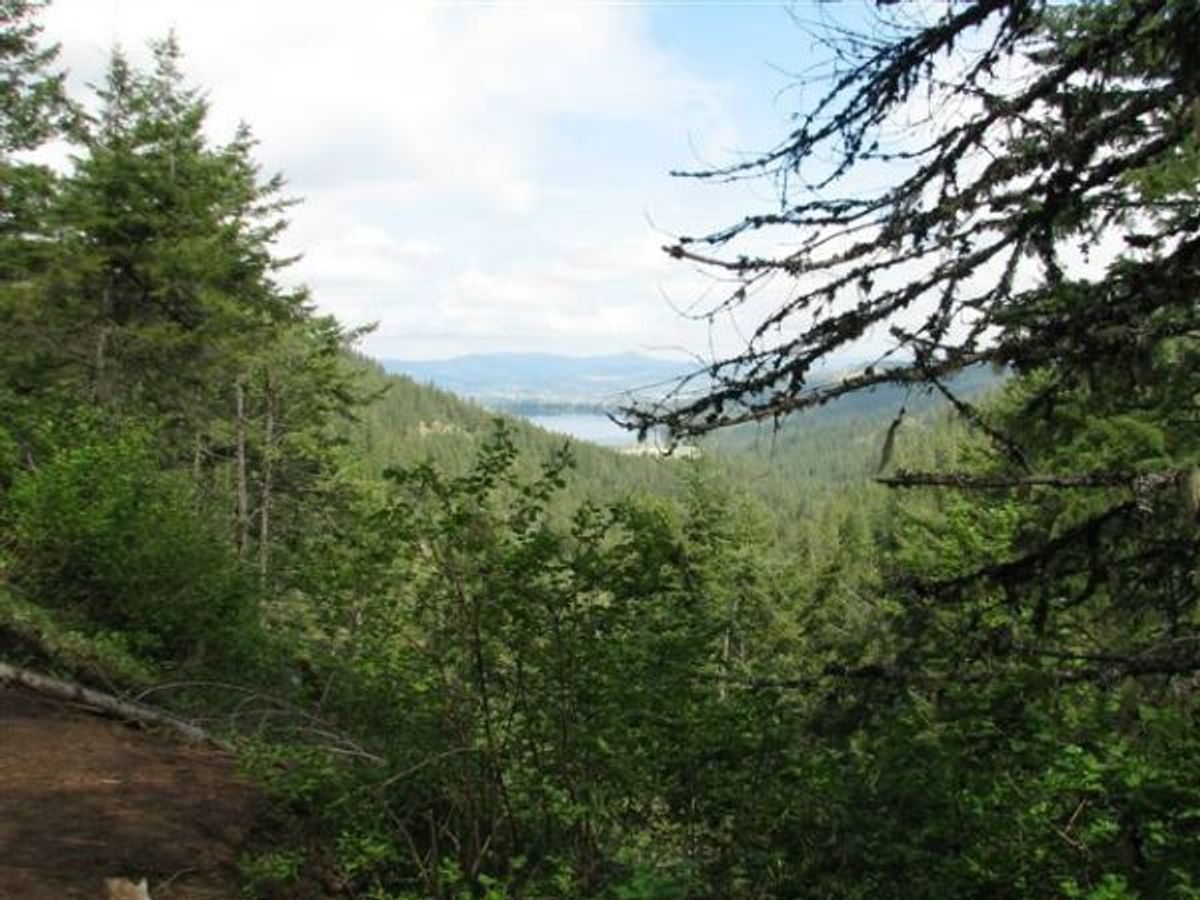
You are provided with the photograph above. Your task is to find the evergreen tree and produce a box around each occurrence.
[47,37,306,433]
[1,31,366,590]
[630,0,1200,672]
[620,4,1200,891]
[0,0,71,455]
[0,0,69,154]
[626,0,1197,448]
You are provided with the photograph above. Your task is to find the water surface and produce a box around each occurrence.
[525,413,636,448]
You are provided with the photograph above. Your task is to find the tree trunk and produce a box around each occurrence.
[235,378,249,558]
[259,370,275,579]
[92,324,110,404]
[192,433,203,482]
[719,594,740,702]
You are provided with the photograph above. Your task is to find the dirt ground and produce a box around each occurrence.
[0,684,260,899]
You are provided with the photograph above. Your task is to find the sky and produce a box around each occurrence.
[37,0,881,363]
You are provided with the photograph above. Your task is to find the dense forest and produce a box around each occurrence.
[2,1,1198,898]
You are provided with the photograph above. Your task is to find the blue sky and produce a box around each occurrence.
[38,1,886,362]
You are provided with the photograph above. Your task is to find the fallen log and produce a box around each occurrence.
[0,661,225,748]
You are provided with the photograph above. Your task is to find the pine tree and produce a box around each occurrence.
[47,37,306,431]
[0,0,72,464]
[0,0,69,155]
[1,30,365,583]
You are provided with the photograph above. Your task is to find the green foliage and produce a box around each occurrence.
[261,424,791,897]
[3,5,1199,900]
[1,22,366,670]
[37,37,309,434]
[0,585,153,685]
[4,417,258,664]
[0,0,71,154]
[239,847,305,897]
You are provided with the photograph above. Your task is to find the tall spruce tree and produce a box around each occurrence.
[49,37,306,431]
[0,0,71,449]
[0,0,68,155]
[2,29,364,583]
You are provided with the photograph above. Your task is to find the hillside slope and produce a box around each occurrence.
[347,359,687,498]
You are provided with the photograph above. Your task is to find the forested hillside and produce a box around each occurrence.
[345,358,692,500]
[2,1,1198,898]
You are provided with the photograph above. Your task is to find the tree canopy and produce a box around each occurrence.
[0,0,70,154]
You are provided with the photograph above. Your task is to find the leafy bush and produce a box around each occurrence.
[261,424,790,897]
[4,418,259,665]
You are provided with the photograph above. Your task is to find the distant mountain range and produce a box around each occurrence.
[378,352,1004,431]
[380,352,696,405]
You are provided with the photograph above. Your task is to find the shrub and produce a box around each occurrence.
[5,418,258,665]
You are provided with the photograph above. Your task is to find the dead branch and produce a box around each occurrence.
[0,661,225,748]
[877,470,1173,490]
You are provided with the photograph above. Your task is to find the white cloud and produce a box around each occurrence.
[37,1,771,360]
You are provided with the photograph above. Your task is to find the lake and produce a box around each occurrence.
[525,413,638,448]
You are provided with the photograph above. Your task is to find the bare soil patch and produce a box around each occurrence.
[0,684,260,899]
